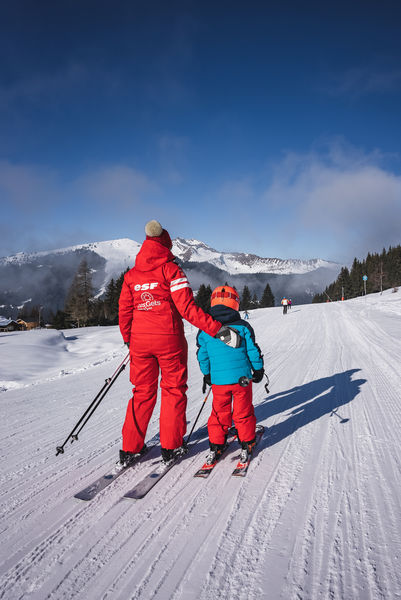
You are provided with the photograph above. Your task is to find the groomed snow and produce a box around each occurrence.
[0,289,400,599]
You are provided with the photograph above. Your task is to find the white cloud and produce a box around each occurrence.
[76,165,158,207]
[0,160,59,210]
[262,142,401,260]
[0,160,161,255]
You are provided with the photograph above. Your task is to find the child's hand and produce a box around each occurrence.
[202,374,211,393]
[252,368,265,383]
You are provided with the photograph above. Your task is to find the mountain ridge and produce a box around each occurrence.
[0,238,342,318]
[1,237,339,275]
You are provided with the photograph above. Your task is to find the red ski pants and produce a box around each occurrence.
[122,333,188,452]
[208,383,256,445]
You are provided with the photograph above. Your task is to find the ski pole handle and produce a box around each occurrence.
[238,374,270,394]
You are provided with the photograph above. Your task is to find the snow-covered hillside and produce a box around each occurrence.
[1,289,400,599]
[0,239,141,296]
[0,238,342,317]
[172,237,338,275]
[1,236,339,279]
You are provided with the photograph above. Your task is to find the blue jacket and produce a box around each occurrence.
[196,305,264,385]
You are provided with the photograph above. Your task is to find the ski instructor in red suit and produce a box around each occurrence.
[118,220,239,466]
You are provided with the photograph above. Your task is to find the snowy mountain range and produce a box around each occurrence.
[172,238,336,275]
[0,238,341,317]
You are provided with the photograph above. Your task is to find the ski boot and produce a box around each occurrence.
[161,444,188,465]
[116,445,147,471]
[239,438,256,464]
[205,441,227,465]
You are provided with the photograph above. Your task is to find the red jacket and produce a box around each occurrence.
[119,238,221,342]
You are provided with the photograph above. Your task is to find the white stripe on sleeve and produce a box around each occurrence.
[170,277,188,287]
[171,282,190,292]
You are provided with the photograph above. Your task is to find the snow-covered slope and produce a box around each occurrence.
[1,289,400,598]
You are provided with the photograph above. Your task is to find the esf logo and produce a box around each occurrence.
[134,282,159,291]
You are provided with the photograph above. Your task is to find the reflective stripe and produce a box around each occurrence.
[171,282,190,292]
[170,277,188,286]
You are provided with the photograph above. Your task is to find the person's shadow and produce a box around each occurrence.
[188,369,366,458]
[255,368,366,450]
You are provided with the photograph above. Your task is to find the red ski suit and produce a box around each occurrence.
[119,237,221,452]
[209,383,255,445]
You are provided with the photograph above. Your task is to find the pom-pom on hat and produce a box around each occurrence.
[144,219,172,249]
[211,285,240,311]
[145,220,163,237]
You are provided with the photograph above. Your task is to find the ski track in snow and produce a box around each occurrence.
[0,291,401,599]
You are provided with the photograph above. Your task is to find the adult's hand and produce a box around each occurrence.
[215,326,241,348]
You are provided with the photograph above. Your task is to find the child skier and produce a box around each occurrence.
[196,286,264,465]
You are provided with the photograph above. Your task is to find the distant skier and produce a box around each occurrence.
[288,299,292,310]
[118,221,239,467]
[281,297,289,314]
[244,310,250,320]
[196,285,264,466]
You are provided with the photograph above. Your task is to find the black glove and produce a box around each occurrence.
[125,342,130,349]
[252,368,264,383]
[202,373,211,394]
[215,326,241,348]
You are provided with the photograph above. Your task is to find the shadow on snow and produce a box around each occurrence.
[189,369,366,457]
[255,368,366,450]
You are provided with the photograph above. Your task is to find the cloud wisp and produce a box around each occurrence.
[262,141,401,261]
[0,160,160,255]
[325,66,401,98]
[75,165,159,208]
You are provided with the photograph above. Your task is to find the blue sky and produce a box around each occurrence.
[1,0,401,263]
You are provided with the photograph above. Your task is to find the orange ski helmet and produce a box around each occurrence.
[210,285,240,311]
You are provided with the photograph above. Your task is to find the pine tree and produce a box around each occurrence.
[240,285,252,310]
[260,283,275,307]
[195,284,212,312]
[251,292,259,309]
[64,259,94,327]
[313,244,401,303]
[115,268,129,300]
[205,284,212,308]
[104,278,118,322]
[337,267,352,300]
[52,310,68,329]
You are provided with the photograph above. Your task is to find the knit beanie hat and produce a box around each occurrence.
[145,219,172,249]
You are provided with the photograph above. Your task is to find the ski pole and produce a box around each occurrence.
[68,352,130,446]
[185,386,212,446]
[56,353,130,456]
[70,358,127,443]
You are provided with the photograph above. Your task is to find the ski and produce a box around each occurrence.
[194,433,237,478]
[123,452,183,500]
[74,446,150,501]
[232,425,265,477]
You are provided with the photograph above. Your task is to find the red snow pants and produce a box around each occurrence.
[122,333,188,452]
[208,383,256,445]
